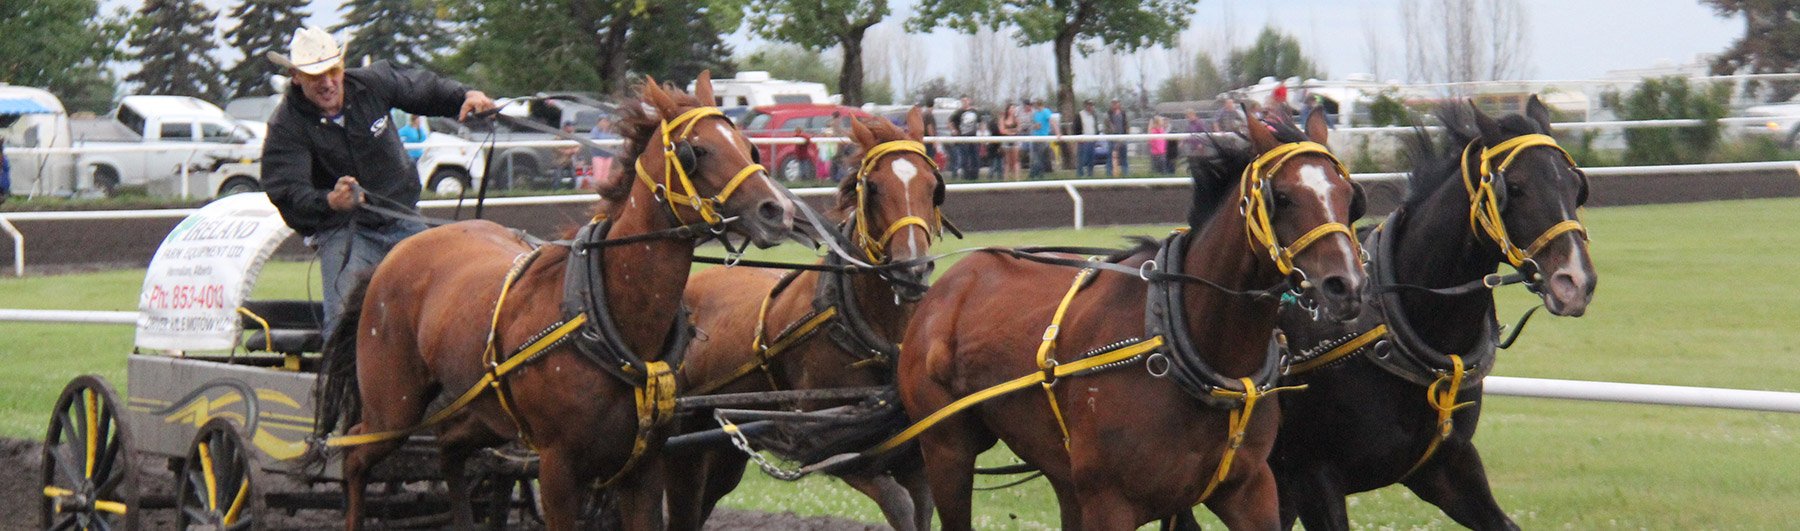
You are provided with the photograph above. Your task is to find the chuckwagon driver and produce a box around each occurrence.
[261,26,496,338]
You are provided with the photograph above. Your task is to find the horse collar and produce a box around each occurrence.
[1143,230,1285,407]
[815,252,903,366]
[1366,215,1498,388]
[561,220,696,387]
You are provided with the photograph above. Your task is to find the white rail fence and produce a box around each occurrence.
[5,159,1800,277]
[4,308,1800,415]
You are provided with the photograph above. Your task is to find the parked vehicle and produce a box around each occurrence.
[0,85,77,196]
[1735,96,1800,148]
[72,95,262,197]
[696,71,834,109]
[455,95,612,190]
[739,104,872,181]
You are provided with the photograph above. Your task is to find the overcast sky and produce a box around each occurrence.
[148,0,1742,91]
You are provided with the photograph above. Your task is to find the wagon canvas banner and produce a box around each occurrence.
[136,192,294,351]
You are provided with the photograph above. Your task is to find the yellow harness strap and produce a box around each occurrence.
[1403,354,1477,478]
[633,106,766,225]
[1461,134,1588,268]
[236,307,274,352]
[1241,141,1358,275]
[1195,377,1308,504]
[686,299,840,396]
[594,359,677,490]
[1036,267,1096,448]
[868,336,1167,455]
[1287,324,1390,374]
[854,140,945,261]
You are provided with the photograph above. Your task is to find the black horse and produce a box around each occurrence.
[1256,96,1597,530]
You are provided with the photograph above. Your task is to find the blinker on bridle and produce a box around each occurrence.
[1460,133,1587,274]
[634,106,767,226]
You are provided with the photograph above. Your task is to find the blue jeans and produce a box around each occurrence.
[1076,142,1096,177]
[1029,142,1050,178]
[313,219,427,341]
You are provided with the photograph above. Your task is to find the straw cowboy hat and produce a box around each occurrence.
[266,27,352,75]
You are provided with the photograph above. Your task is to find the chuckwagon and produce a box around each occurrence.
[38,192,535,530]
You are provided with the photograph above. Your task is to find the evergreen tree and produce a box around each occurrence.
[0,0,128,112]
[332,0,450,68]
[126,0,228,100]
[1704,0,1800,100]
[224,0,307,98]
[628,0,737,88]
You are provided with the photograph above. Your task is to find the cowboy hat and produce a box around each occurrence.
[266,27,352,75]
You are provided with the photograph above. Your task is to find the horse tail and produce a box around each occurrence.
[309,272,372,463]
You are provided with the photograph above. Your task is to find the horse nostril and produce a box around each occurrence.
[1321,276,1350,297]
[756,200,784,223]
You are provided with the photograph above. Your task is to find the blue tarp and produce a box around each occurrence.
[0,98,55,116]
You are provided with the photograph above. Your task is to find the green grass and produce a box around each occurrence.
[5,199,1800,527]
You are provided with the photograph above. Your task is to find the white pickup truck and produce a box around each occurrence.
[72,95,263,197]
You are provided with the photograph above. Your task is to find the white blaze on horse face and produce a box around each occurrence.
[891,159,920,256]
[1297,163,1343,218]
[715,124,742,152]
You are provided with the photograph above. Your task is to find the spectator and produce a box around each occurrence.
[1106,99,1130,177]
[583,116,619,191]
[552,124,580,186]
[1,138,10,207]
[1148,115,1171,175]
[981,112,1001,179]
[1075,100,1099,177]
[998,102,1022,180]
[827,112,855,182]
[949,96,981,180]
[913,101,939,160]
[1029,100,1055,179]
[397,114,426,162]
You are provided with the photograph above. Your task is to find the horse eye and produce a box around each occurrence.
[691,146,709,158]
[1272,191,1292,207]
[1507,183,1524,198]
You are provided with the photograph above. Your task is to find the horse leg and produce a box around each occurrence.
[698,451,750,524]
[1278,465,1349,531]
[1400,443,1519,531]
[1159,511,1202,531]
[918,429,986,531]
[1075,487,1145,530]
[842,473,919,531]
[341,381,435,530]
[534,447,584,531]
[1202,464,1283,531]
[1045,474,1083,531]
[612,456,668,531]
[894,459,935,531]
[666,449,746,531]
[439,443,478,530]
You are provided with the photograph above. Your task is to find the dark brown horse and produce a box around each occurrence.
[898,110,1367,530]
[313,74,797,530]
[1269,96,1596,530]
[668,110,942,531]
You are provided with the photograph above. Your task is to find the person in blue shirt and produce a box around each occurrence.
[1,138,11,206]
[584,116,620,191]
[396,114,427,161]
[1029,99,1055,179]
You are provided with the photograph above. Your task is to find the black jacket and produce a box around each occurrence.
[263,61,470,236]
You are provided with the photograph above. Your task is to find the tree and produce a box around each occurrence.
[1400,0,1530,87]
[126,0,228,100]
[1226,27,1322,89]
[627,2,737,88]
[0,0,127,112]
[1157,50,1226,102]
[746,0,887,106]
[739,45,838,89]
[1704,0,1800,101]
[223,0,307,98]
[441,0,742,95]
[1601,77,1731,165]
[332,0,450,69]
[911,0,1199,124]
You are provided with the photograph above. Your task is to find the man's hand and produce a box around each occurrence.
[460,90,497,121]
[328,176,362,212]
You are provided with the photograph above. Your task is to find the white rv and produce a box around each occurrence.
[694,71,835,109]
[0,85,77,196]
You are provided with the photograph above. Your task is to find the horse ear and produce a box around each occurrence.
[1471,100,1505,145]
[1525,94,1553,132]
[850,117,877,151]
[1304,105,1330,146]
[642,76,678,119]
[693,70,715,106]
[1243,104,1281,153]
[905,108,926,142]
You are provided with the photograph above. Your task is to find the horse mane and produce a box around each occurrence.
[833,117,914,215]
[608,86,709,205]
[1404,104,1549,209]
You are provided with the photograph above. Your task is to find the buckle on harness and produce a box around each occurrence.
[1041,324,1061,342]
[1041,358,1060,385]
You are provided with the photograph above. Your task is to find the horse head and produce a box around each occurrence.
[1242,107,1367,322]
[836,108,945,301]
[1465,96,1596,316]
[633,72,795,247]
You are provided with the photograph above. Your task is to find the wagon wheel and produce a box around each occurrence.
[176,418,266,529]
[40,374,139,531]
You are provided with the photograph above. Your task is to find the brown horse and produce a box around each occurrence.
[897,110,1367,530]
[668,110,942,531]
[313,73,797,530]
[1268,96,1596,530]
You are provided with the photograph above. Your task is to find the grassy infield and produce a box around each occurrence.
[4,198,1800,527]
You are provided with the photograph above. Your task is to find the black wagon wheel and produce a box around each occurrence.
[41,375,139,531]
[176,418,265,530]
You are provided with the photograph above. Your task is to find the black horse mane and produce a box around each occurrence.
[1404,105,1548,210]
[1108,119,1309,262]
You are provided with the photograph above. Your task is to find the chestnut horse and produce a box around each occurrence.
[898,110,1367,530]
[1269,96,1596,530]
[313,74,797,530]
[668,111,943,531]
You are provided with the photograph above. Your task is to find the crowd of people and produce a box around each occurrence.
[893,95,1232,183]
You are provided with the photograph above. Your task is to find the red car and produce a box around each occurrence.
[739,104,874,181]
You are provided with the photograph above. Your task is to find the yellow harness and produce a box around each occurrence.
[1241,141,1359,276]
[633,106,767,225]
[1462,134,1587,268]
